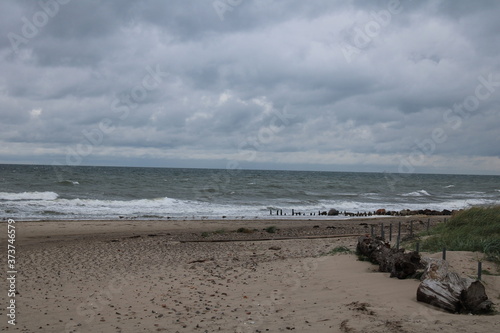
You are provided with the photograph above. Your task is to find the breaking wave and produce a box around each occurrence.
[0,191,59,201]
[401,190,431,197]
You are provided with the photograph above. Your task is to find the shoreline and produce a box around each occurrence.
[3,207,458,223]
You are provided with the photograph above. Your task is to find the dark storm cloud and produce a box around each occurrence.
[1,0,499,174]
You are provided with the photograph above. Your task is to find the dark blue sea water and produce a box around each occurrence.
[1,164,499,220]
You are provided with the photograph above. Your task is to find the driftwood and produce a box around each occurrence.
[356,236,422,279]
[416,258,493,313]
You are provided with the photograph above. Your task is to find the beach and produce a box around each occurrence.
[2,217,499,332]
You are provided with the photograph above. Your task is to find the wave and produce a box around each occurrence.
[3,196,250,220]
[444,185,455,188]
[317,198,499,213]
[0,191,59,201]
[401,190,431,197]
[58,180,80,185]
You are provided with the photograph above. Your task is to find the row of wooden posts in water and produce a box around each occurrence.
[270,208,454,217]
[270,209,371,216]
[270,209,365,216]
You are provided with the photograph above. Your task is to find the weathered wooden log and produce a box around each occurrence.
[416,258,493,313]
[356,236,422,279]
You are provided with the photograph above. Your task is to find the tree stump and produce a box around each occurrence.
[356,236,422,279]
[416,258,493,313]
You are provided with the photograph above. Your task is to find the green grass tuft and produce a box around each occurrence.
[420,206,500,265]
[323,246,352,256]
[265,226,277,234]
[236,227,254,234]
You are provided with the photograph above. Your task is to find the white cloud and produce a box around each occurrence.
[30,108,42,118]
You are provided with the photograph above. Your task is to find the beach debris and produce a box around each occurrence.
[356,235,422,279]
[346,301,376,316]
[188,259,211,264]
[416,258,493,313]
[339,319,354,332]
[269,246,281,251]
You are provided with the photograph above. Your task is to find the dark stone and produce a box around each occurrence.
[328,209,339,216]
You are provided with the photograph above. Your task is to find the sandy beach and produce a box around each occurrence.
[1,217,499,333]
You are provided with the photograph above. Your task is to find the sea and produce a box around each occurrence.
[1,164,499,221]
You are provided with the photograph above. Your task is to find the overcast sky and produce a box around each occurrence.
[1,0,499,175]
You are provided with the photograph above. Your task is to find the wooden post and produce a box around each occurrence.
[416,242,420,254]
[292,209,294,216]
[389,223,392,242]
[270,209,272,215]
[427,218,430,233]
[442,247,446,260]
[397,221,401,242]
[478,262,482,281]
[370,225,374,237]
[396,235,400,250]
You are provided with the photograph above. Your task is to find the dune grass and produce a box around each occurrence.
[420,206,500,264]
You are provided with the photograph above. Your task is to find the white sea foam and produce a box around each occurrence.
[6,196,251,219]
[4,194,499,220]
[58,180,79,185]
[401,190,431,197]
[316,198,498,213]
[2,191,499,221]
[0,191,59,201]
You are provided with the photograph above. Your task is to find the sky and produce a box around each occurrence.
[1,0,499,175]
